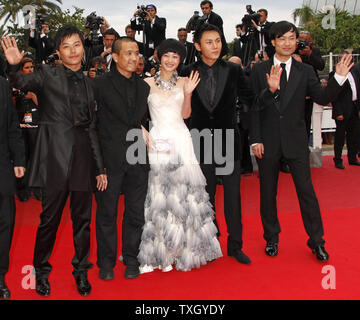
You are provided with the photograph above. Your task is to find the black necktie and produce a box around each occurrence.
[206,68,216,106]
[280,63,287,93]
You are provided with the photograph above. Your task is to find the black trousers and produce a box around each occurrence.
[258,154,325,249]
[334,109,360,162]
[0,195,16,275]
[200,160,243,251]
[33,190,93,279]
[95,165,149,269]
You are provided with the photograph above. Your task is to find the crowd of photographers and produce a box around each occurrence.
[0,0,357,206]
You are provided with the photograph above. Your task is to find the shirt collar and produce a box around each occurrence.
[273,55,292,67]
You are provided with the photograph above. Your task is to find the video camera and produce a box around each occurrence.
[85,12,104,45]
[136,5,148,24]
[242,5,261,33]
[186,11,208,32]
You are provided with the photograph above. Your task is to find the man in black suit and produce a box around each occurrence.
[330,54,360,169]
[177,28,195,66]
[250,21,353,261]
[125,24,144,56]
[28,22,55,66]
[2,26,107,297]
[181,24,254,265]
[131,4,166,58]
[0,77,25,299]
[199,0,228,57]
[94,37,150,281]
[233,24,245,62]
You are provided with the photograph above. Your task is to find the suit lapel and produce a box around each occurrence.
[57,65,73,117]
[212,60,229,110]
[194,62,213,112]
[281,58,303,111]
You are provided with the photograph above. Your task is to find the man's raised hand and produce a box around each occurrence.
[1,36,24,65]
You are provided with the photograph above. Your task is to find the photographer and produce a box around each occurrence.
[241,8,274,66]
[88,56,107,79]
[199,0,228,56]
[233,24,245,62]
[125,24,144,55]
[297,30,325,139]
[29,21,55,66]
[84,13,111,70]
[130,4,166,58]
[177,27,195,65]
[91,28,120,72]
[12,57,41,201]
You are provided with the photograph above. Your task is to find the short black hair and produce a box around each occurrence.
[269,21,299,41]
[157,38,186,63]
[91,56,107,68]
[236,24,242,29]
[193,23,221,44]
[112,36,138,54]
[200,0,213,8]
[258,9,268,16]
[177,27,187,33]
[54,25,84,50]
[103,28,120,39]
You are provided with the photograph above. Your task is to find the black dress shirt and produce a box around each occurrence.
[198,60,220,108]
[112,69,137,122]
[64,67,94,191]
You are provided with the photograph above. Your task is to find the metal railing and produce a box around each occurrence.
[320,53,360,77]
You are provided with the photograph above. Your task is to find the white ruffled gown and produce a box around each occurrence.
[138,87,223,273]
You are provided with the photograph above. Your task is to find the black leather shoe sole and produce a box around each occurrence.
[228,249,252,265]
[312,249,329,262]
[36,285,50,297]
[124,267,140,279]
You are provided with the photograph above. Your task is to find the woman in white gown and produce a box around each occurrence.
[138,39,222,273]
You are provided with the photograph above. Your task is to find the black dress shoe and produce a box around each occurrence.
[265,242,278,257]
[124,266,140,279]
[0,275,10,299]
[73,271,91,296]
[312,245,329,261]
[349,159,360,166]
[99,268,114,281]
[334,161,345,169]
[228,248,251,265]
[36,278,50,297]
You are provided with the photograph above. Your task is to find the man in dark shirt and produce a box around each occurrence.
[94,37,150,281]
[2,26,107,297]
[181,24,254,265]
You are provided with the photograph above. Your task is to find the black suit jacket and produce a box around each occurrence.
[7,64,105,191]
[233,38,244,62]
[206,11,228,57]
[250,58,344,159]
[131,16,166,56]
[28,34,55,64]
[329,71,355,120]
[181,60,254,162]
[94,71,150,175]
[184,41,195,66]
[0,77,25,195]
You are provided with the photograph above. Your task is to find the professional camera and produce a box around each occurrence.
[45,53,59,67]
[186,11,209,32]
[96,67,105,76]
[297,39,310,51]
[242,5,261,33]
[35,13,47,33]
[13,89,26,100]
[136,5,148,22]
[186,11,208,32]
[85,12,104,44]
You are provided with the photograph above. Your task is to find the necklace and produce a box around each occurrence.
[154,71,179,91]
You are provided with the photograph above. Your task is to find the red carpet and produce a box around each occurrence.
[6,156,360,300]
